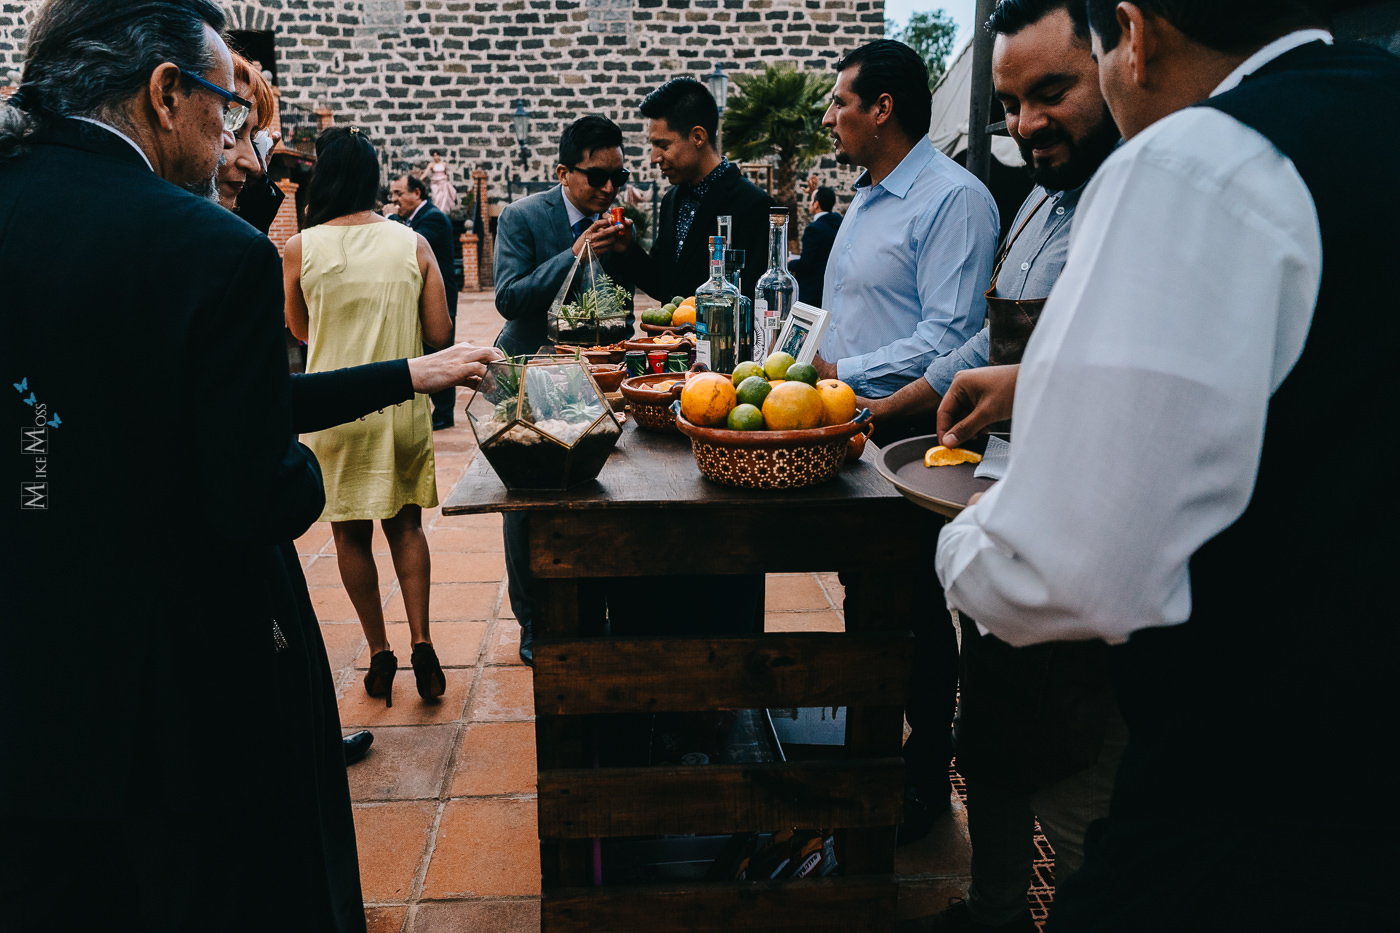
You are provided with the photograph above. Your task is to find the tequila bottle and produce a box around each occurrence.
[694,235,739,373]
[724,247,753,363]
[753,208,796,362]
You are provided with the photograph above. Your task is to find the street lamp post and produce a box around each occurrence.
[702,63,729,151]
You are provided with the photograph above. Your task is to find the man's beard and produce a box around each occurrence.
[1018,105,1119,192]
[182,153,222,203]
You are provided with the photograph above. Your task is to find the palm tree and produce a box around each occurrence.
[721,65,834,225]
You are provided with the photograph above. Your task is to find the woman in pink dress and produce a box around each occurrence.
[425,151,458,212]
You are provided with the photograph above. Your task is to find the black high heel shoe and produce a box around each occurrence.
[411,642,446,700]
[365,649,397,707]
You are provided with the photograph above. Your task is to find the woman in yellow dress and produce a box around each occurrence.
[284,126,453,707]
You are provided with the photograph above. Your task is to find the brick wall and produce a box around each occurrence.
[1,1,883,210]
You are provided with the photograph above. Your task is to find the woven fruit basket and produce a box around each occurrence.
[672,403,873,489]
[619,373,687,433]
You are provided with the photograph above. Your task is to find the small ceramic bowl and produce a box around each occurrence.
[588,364,627,393]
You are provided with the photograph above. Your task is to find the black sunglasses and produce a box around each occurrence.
[567,165,630,189]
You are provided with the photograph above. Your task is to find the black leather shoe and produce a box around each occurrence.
[432,417,454,431]
[896,780,952,846]
[518,622,534,667]
[343,730,374,766]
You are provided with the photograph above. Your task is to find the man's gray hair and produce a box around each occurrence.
[0,0,227,162]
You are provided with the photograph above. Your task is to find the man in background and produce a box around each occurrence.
[389,172,460,429]
[788,185,841,307]
[623,77,773,300]
[812,40,998,407]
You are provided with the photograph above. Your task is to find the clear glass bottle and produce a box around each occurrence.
[753,208,796,363]
[694,235,739,373]
[724,247,752,363]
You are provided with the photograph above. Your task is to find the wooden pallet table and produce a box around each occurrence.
[443,419,938,932]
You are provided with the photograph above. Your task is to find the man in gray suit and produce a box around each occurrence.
[493,114,637,358]
[492,114,637,661]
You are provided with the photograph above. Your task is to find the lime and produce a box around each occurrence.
[731,360,764,387]
[727,403,765,431]
[763,351,796,380]
[671,295,686,306]
[785,362,818,386]
[735,375,773,408]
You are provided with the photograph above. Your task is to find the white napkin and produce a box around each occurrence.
[973,436,1011,481]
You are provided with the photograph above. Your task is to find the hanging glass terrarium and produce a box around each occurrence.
[467,356,622,491]
[545,241,633,347]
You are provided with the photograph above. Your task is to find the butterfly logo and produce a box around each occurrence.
[22,392,36,406]
[13,377,27,393]
[47,414,62,428]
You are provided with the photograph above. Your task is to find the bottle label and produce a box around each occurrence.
[696,339,712,367]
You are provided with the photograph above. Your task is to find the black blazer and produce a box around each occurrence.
[394,200,458,316]
[788,211,842,308]
[2,119,327,820]
[625,161,775,301]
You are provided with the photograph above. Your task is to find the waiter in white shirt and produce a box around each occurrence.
[933,1,1399,928]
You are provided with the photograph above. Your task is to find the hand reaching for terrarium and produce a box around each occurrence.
[572,216,633,258]
[407,343,504,394]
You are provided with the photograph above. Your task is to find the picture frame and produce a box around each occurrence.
[773,301,831,365]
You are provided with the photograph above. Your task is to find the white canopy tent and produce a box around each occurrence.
[927,39,1024,169]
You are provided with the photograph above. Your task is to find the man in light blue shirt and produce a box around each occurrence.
[813,41,999,400]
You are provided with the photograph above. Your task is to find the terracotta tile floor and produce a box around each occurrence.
[304,293,1001,931]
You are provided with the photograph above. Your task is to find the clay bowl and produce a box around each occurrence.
[555,344,626,365]
[588,363,627,393]
[639,321,696,336]
[673,407,873,489]
[620,372,688,433]
[621,334,694,355]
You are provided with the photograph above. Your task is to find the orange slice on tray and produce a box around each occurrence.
[924,445,983,468]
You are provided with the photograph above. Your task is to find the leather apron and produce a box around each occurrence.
[984,193,1051,366]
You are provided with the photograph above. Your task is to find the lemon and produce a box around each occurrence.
[731,360,765,386]
[727,403,765,431]
[785,362,818,386]
[763,351,796,381]
[924,445,983,467]
[735,375,773,409]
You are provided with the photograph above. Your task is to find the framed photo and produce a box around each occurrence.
[774,302,831,365]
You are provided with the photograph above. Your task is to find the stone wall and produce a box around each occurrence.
[0,1,883,211]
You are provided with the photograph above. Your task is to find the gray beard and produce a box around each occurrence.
[183,152,223,203]
[182,171,219,203]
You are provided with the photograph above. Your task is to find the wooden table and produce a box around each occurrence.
[443,420,939,932]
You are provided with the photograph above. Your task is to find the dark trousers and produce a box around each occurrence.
[428,303,458,425]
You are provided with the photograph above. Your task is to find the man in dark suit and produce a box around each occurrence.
[389,172,460,428]
[622,77,774,300]
[788,185,841,307]
[0,2,361,928]
[492,114,637,662]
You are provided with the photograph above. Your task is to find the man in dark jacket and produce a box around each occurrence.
[0,1,363,929]
[788,185,841,307]
[389,172,460,428]
[623,77,774,300]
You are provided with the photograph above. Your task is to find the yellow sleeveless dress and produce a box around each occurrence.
[299,221,437,521]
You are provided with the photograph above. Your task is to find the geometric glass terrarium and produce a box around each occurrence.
[545,248,633,346]
[467,355,622,491]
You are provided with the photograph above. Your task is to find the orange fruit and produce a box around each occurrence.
[762,381,824,430]
[679,296,696,308]
[672,305,697,326]
[924,445,982,467]
[680,371,737,426]
[816,379,857,426]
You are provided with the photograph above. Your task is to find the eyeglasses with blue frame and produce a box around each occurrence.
[179,69,252,133]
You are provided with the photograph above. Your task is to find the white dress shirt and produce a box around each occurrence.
[934,36,1326,646]
[819,137,998,396]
